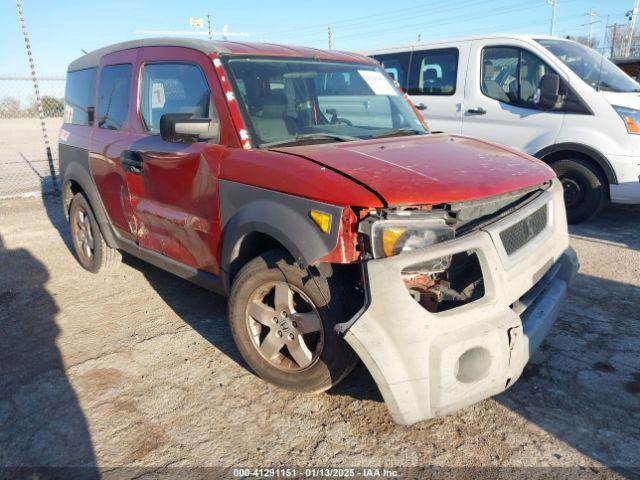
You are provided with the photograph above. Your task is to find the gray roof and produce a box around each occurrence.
[68,37,231,71]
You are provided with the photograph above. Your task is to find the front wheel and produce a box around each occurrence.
[228,250,358,393]
[551,158,607,224]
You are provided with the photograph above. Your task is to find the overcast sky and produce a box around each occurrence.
[1,0,634,76]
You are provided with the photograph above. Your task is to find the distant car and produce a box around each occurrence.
[59,38,577,425]
[368,34,640,223]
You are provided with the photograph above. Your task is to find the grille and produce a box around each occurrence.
[499,205,548,256]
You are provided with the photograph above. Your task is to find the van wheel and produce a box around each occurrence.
[551,159,606,224]
[69,193,121,273]
[228,250,358,393]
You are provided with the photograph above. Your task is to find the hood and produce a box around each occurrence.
[601,91,640,110]
[273,134,555,206]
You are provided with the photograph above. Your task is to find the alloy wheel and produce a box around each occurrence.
[245,281,324,372]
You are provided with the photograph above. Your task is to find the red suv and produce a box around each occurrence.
[59,38,578,425]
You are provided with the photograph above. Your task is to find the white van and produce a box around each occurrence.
[368,34,640,223]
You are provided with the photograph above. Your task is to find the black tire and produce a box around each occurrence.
[68,193,121,273]
[228,250,359,393]
[551,158,607,224]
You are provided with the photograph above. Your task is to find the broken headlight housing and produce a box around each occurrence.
[370,217,455,269]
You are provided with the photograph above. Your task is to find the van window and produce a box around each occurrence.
[64,68,96,126]
[97,64,132,130]
[408,48,458,95]
[140,63,213,134]
[482,47,557,107]
[371,51,411,89]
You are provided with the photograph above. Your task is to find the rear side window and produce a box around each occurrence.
[371,51,412,90]
[140,63,213,134]
[408,48,459,95]
[64,68,96,126]
[97,64,132,130]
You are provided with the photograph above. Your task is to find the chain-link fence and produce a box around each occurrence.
[0,76,65,198]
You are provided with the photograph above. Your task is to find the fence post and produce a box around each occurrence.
[16,0,59,195]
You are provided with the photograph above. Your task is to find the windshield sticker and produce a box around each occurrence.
[151,82,166,108]
[358,70,398,96]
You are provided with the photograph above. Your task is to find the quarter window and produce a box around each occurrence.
[140,63,214,134]
[408,48,459,95]
[97,64,132,130]
[481,47,557,107]
[64,68,96,126]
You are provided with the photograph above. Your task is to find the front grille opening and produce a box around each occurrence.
[499,205,548,256]
[401,250,484,313]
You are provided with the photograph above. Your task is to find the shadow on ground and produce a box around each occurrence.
[570,204,640,251]
[0,232,98,478]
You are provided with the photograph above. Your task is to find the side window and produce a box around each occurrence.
[372,51,411,90]
[97,64,132,130]
[140,63,214,134]
[520,49,554,105]
[64,68,96,126]
[408,48,458,95]
[482,47,556,108]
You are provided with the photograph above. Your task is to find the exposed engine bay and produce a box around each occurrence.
[357,181,551,313]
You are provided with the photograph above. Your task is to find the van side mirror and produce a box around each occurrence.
[159,113,220,143]
[534,74,561,109]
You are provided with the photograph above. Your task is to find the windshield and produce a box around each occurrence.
[224,58,427,148]
[536,38,640,93]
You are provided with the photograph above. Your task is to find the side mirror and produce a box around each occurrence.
[534,74,561,109]
[160,113,220,143]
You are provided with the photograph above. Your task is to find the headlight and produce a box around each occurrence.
[613,105,640,134]
[370,218,455,264]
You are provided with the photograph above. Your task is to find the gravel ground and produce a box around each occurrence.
[0,196,638,479]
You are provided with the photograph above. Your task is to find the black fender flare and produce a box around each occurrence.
[62,161,118,248]
[534,143,618,185]
[219,181,343,293]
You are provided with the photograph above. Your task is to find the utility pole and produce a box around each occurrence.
[207,12,212,40]
[15,0,58,194]
[547,0,558,36]
[584,9,598,47]
[623,0,639,57]
[327,25,332,49]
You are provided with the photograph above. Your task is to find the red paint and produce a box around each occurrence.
[84,41,555,272]
[274,134,555,206]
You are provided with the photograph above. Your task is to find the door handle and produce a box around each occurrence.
[415,102,427,110]
[120,150,143,175]
[466,107,487,115]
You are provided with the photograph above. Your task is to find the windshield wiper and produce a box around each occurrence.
[260,133,360,148]
[368,128,426,139]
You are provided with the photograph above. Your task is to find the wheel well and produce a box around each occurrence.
[61,179,83,220]
[228,232,287,284]
[540,150,610,197]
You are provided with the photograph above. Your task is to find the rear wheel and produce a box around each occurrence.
[228,250,358,393]
[551,158,607,224]
[69,193,121,273]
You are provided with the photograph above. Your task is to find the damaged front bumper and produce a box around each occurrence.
[338,180,579,425]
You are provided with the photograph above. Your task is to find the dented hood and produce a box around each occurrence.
[274,134,556,206]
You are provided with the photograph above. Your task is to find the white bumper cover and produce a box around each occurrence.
[341,180,579,425]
